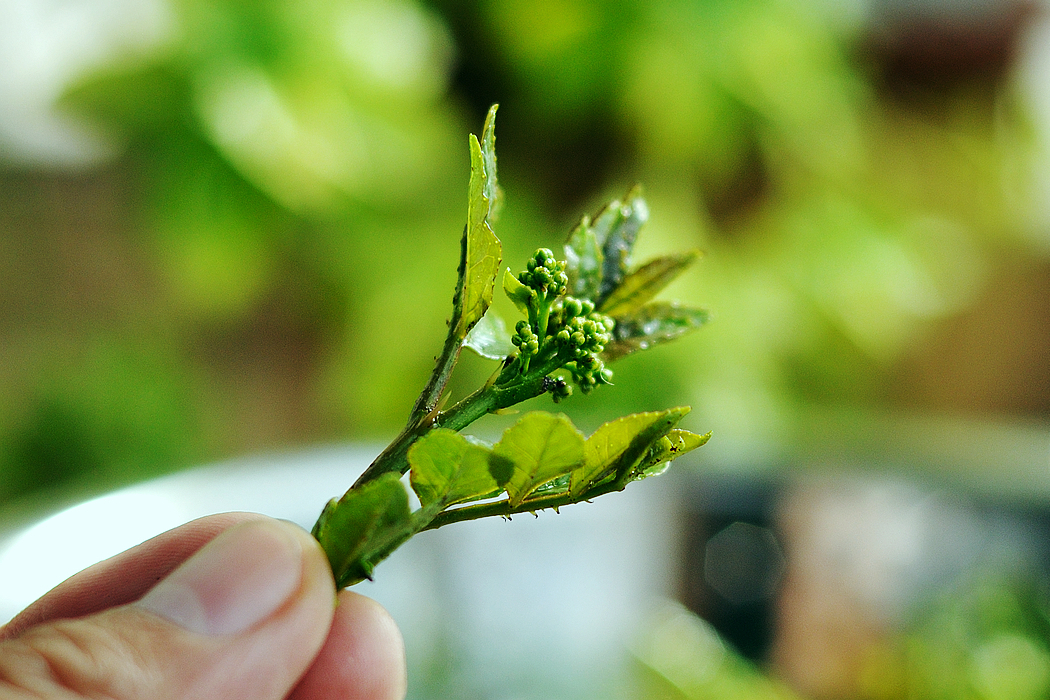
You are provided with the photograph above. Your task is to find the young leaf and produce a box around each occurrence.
[405,108,503,425]
[570,407,690,497]
[589,195,622,249]
[564,214,603,300]
[492,411,586,506]
[409,429,501,509]
[598,250,701,317]
[570,410,676,497]
[603,303,710,362]
[457,129,503,338]
[313,473,411,587]
[597,188,648,305]
[480,104,503,223]
[502,267,533,314]
[632,429,711,480]
[464,310,515,360]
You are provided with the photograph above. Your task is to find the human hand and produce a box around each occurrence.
[0,513,406,699]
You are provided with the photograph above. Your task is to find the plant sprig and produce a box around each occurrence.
[311,105,711,590]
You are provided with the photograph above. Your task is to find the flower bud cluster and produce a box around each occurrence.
[518,248,568,298]
[511,319,540,357]
[567,354,613,394]
[555,314,612,359]
[550,297,614,394]
[548,296,594,329]
[505,251,615,397]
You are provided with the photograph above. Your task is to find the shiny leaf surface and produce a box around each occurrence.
[603,303,710,362]
[409,429,501,508]
[492,411,585,506]
[570,407,690,497]
[598,250,701,317]
[564,214,604,300]
[464,310,515,360]
[480,104,503,223]
[597,188,648,305]
[456,106,502,338]
[633,429,711,480]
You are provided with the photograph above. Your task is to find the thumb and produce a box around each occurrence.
[0,519,335,700]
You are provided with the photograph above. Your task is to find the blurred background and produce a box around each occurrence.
[1,0,1050,696]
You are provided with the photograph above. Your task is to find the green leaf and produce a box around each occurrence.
[530,472,572,496]
[492,411,586,507]
[409,429,501,509]
[570,407,690,497]
[452,105,503,340]
[502,267,533,314]
[480,104,503,223]
[487,451,515,488]
[598,187,648,304]
[563,186,648,305]
[632,429,711,480]
[603,303,710,362]
[313,473,411,588]
[564,214,604,300]
[598,250,701,317]
[407,108,503,423]
[589,195,622,249]
[464,310,515,360]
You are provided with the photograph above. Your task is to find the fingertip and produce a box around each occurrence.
[339,592,406,699]
[291,590,406,700]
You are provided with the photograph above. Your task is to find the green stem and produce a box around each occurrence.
[348,421,427,490]
[349,350,567,490]
[536,299,551,340]
[431,356,553,431]
[422,478,625,531]
[406,225,471,427]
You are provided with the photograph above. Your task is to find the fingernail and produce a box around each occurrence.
[137,520,304,636]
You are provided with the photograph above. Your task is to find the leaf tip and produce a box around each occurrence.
[669,405,692,417]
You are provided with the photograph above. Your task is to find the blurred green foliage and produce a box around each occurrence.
[632,600,802,700]
[884,577,1050,700]
[0,0,1045,506]
[630,577,1050,700]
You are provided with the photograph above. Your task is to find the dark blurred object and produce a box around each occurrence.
[679,469,1050,698]
[679,477,783,661]
[865,0,1037,85]
[676,410,1050,699]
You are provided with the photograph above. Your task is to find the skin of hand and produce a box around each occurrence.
[0,512,407,700]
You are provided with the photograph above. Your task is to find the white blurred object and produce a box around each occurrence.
[0,444,376,620]
[0,0,172,166]
[0,490,186,612]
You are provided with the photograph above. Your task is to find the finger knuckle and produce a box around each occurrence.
[0,615,158,700]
